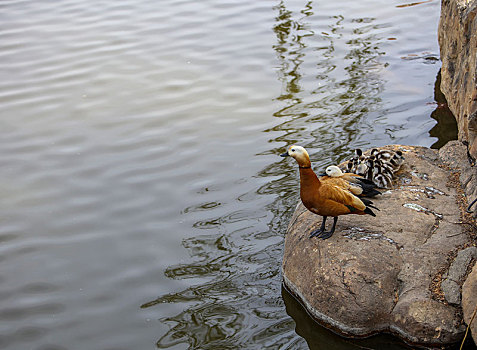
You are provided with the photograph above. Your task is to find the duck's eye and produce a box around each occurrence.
[291,148,296,152]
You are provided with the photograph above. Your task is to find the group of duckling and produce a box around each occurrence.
[281,145,404,240]
[346,148,405,189]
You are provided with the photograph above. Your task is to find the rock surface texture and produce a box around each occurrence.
[439,0,477,343]
[440,140,477,345]
[441,140,477,220]
[438,0,477,159]
[282,145,476,347]
[462,263,477,346]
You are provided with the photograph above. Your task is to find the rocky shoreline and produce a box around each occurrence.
[282,144,475,347]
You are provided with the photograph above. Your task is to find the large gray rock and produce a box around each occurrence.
[441,140,477,345]
[438,0,477,160]
[282,145,473,347]
[441,247,477,305]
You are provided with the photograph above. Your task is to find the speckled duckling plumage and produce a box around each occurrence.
[346,148,404,188]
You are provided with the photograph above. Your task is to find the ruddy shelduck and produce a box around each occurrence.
[321,165,381,197]
[281,145,377,240]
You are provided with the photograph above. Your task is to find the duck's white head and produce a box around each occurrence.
[325,165,343,177]
[280,145,311,167]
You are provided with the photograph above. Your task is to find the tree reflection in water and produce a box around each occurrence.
[271,0,386,166]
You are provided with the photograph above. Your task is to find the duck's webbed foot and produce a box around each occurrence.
[310,216,327,238]
[310,216,338,239]
[318,230,333,240]
[310,229,325,238]
[319,217,338,240]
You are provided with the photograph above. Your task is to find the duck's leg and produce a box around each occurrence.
[319,217,338,240]
[309,216,327,238]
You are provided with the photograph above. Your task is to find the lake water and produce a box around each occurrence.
[0,0,457,349]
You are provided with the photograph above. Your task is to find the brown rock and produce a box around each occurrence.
[462,263,477,345]
[282,145,471,347]
[438,0,477,160]
[440,140,477,217]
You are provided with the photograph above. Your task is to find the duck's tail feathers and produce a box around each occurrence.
[356,177,376,186]
[360,197,373,206]
[360,198,380,212]
[358,182,382,197]
[363,188,382,197]
[364,207,377,217]
[367,204,380,211]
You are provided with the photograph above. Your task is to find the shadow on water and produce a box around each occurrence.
[429,70,458,149]
[141,229,295,349]
[283,282,477,350]
[281,286,413,350]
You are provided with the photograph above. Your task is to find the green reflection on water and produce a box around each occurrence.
[142,231,291,349]
[271,0,386,166]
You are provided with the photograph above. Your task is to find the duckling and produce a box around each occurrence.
[374,172,393,189]
[368,159,393,188]
[388,150,404,171]
[281,145,377,240]
[347,149,366,175]
[321,165,381,197]
[346,161,354,173]
[346,148,405,188]
[372,149,404,172]
[377,159,394,178]
[348,149,374,177]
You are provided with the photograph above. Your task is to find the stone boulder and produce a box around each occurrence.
[438,2,477,342]
[441,140,477,345]
[441,246,477,305]
[462,263,477,345]
[282,145,475,347]
[440,140,477,220]
[438,0,477,160]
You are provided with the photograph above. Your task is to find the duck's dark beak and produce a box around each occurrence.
[280,152,289,157]
[318,172,327,177]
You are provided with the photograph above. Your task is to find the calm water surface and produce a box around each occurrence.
[0,0,455,349]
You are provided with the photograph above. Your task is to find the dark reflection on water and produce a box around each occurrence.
[143,233,293,349]
[429,70,458,149]
[281,286,413,350]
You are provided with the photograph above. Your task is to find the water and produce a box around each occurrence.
[0,0,458,349]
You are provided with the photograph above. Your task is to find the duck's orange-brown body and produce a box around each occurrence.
[319,175,363,196]
[299,167,366,217]
[338,172,365,182]
[281,145,377,239]
[319,166,381,197]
